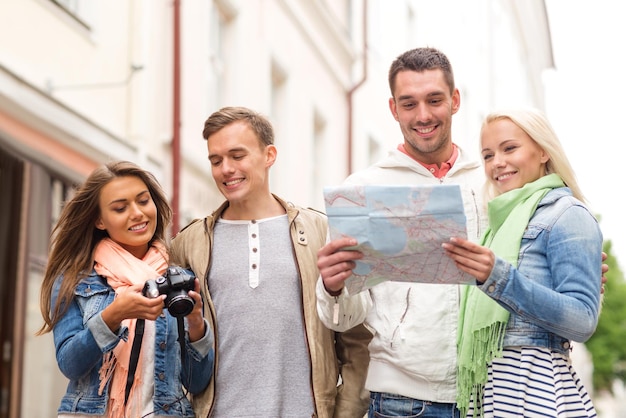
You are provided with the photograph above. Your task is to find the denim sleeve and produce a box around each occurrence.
[51,275,127,380]
[187,318,213,359]
[52,292,119,380]
[481,204,602,342]
[86,311,127,350]
[181,318,215,394]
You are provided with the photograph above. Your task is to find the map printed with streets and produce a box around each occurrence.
[323,184,474,294]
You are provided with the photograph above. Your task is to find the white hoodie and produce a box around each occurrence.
[316,145,487,402]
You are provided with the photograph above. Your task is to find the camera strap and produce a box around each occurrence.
[177,317,186,365]
[123,317,187,406]
[124,318,145,405]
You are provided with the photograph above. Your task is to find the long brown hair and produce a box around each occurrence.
[38,161,172,334]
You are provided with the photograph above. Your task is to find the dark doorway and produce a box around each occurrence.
[0,148,24,418]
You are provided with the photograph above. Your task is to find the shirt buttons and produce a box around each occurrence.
[562,341,571,350]
[487,285,496,293]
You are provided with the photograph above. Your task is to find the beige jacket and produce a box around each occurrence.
[170,195,371,418]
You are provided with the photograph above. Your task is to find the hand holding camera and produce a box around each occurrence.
[143,266,196,317]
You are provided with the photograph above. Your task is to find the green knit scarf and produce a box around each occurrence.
[456,173,565,417]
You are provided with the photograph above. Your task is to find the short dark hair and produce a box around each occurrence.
[388,47,455,96]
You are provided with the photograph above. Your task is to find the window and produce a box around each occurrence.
[50,0,94,29]
[208,0,237,109]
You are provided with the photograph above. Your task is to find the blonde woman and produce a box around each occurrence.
[444,109,601,417]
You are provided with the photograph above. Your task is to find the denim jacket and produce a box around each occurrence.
[52,270,214,416]
[480,187,603,354]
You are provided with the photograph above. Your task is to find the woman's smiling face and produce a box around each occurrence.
[95,175,157,258]
[481,118,550,194]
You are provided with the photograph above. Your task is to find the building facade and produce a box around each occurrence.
[0,0,552,416]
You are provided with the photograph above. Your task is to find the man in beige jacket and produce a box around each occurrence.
[170,106,371,417]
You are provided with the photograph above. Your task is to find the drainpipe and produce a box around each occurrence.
[346,0,368,176]
[172,0,181,234]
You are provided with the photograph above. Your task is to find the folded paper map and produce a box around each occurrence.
[323,184,474,294]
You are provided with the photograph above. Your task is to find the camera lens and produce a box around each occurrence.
[167,293,195,317]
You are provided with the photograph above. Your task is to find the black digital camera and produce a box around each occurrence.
[143,266,196,317]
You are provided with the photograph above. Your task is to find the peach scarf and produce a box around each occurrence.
[93,238,168,418]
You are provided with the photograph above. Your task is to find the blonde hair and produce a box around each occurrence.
[480,108,586,203]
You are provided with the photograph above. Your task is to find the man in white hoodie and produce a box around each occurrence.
[316,47,483,418]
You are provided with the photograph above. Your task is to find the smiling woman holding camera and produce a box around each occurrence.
[38,160,214,418]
